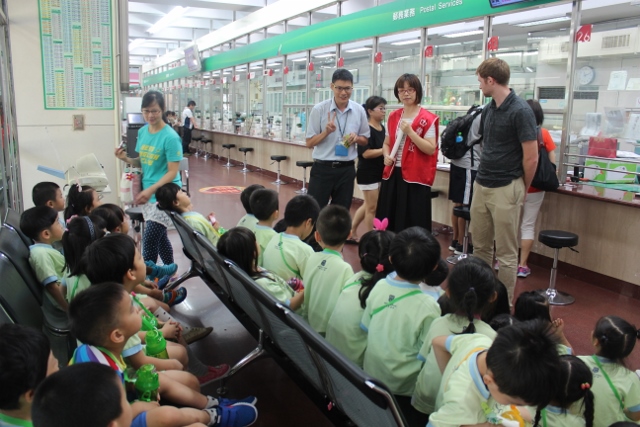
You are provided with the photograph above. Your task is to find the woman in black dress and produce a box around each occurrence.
[350,96,387,242]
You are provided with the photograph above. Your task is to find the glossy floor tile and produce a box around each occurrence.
[165,155,640,426]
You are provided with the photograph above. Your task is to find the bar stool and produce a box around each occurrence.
[238,147,253,173]
[295,161,313,194]
[270,155,288,185]
[222,144,236,167]
[536,230,579,306]
[202,136,213,160]
[192,135,203,157]
[446,206,470,265]
[125,206,145,251]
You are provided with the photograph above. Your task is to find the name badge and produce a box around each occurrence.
[335,144,349,157]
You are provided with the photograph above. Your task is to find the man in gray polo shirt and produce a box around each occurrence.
[470,58,538,304]
[306,69,370,209]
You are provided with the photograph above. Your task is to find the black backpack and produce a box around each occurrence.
[440,105,484,160]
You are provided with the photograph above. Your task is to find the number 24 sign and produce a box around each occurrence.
[576,25,592,43]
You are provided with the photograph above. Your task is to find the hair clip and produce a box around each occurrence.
[581,383,591,390]
[376,263,384,272]
[373,218,389,231]
[469,287,475,292]
[66,215,78,225]
[75,178,82,189]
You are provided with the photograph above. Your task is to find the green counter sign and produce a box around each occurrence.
[143,0,561,86]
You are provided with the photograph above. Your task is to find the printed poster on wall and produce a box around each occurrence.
[38,0,114,110]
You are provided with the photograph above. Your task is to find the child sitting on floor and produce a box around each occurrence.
[156,183,226,246]
[360,226,441,397]
[68,283,258,427]
[236,184,264,232]
[412,257,498,416]
[325,228,395,367]
[578,315,640,426]
[428,320,562,427]
[0,324,59,427]
[303,205,354,337]
[218,227,304,311]
[262,195,320,282]
[249,188,279,266]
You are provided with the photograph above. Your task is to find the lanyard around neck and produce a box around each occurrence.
[592,355,624,410]
[334,109,350,139]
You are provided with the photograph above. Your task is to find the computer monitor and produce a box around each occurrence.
[127,113,146,125]
[489,0,534,7]
[184,44,202,73]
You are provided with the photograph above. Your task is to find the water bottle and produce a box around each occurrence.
[145,329,170,359]
[455,132,463,143]
[135,364,160,402]
[141,313,158,332]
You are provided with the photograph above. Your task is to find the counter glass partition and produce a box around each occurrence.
[309,47,336,107]
[248,61,264,136]
[202,83,212,130]
[378,31,421,105]
[565,0,640,187]
[284,52,308,142]
[342,40,373,106]
[222,69,233,132]
[265,57,284,138]
[233,65,248,134]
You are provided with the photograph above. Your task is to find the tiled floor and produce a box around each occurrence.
[167,155,640,426]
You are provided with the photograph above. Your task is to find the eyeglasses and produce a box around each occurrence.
[333,85,353,93]
[397,88,416,95]
[142,109,162,116]
[374,107,386,112]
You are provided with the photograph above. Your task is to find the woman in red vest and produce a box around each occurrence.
[376,74,439,232]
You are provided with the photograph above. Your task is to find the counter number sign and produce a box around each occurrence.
[576,25,592,43]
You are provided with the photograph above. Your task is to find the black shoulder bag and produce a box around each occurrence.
[531,127,559,192]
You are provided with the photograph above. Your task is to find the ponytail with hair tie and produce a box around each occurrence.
[636,329,640,340]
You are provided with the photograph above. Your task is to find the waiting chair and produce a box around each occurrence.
[3,208,32,247]
[180,157,190,196]
[0,226,43,304]
[0,252,43,328]
[163,211,204,289]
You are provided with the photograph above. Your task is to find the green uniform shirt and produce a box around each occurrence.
[136,124,182,203]
[361,273,441,396]
[0,413,33,427]
[254,225,277,267]
[429,335,518,427]
[578,355,640,426]
[537,405,586,427]
[325,271,372,367]
[237,214,258,232]
[63,272,92,302]
[28,243,68,329]
[302,249,354,336]
[262,232,314,281]
[412,314,496,414]
[254,269,295,307]
[182,211,222,246]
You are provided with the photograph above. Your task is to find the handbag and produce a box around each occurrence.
[531,128,559,192]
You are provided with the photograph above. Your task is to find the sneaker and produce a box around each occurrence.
[207,403,258,427]
[517,266,531,278]
[494,260,499,271]
[215,395,258,407]
[448,240,459,251]
[183,326,214,345]
[198,364,231,386]
[146,261,178,279]
[163,287,188,306]
[453,242,474,255]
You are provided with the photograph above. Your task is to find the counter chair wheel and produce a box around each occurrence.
[446,206,470,265]
[222,144,236,167]
[295,161,314,194]
[125,207,145,251]
[202,137,212,160]
[536,230,579,306]
[270,155,288,185]
[238,147,254,173]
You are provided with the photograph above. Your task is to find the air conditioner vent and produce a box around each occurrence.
[602,34,631,49]
[539,87,565,100]
[574,91,599,100]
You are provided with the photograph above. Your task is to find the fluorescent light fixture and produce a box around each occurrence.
[129,39,149,50]
[442,30,483,38]
[223,71,231,75]
[267,61,281,66]
[513,16,570,27]
[291,58,307,62]
[314,53,335,58]
[148,6,190,35]
[345,47,372,53]
[497,52,522,57]
[391,39,420,46]
[524,51,538,56]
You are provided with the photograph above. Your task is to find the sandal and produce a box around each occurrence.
[345,237,359,245]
